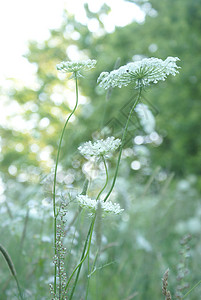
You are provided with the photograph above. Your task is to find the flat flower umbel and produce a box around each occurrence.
[97,56,180,89]
[56,59,97,77]
[77,195,124,215]
[78,137,121,159]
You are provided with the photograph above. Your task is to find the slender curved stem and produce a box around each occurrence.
[90,249,99,276]
[53,76,79,293]
[0,244,23,300]
[96,156,109,200]
[104,87,142,202]
[67,159,108,298]
[65,216,96,295]
[92,249,99,269]
[85,249,99,300]
[182,279,201,299]
[85,249,91,300]
[68,222,92,299]
[64,88,142,298]
[67,89,142,297]
[14,275,24,300]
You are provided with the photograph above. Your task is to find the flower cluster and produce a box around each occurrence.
[78,137,121,158]
[56,59,97,77]
[97,56,180,89]
[77,195,124,215]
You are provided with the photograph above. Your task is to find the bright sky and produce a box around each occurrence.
[0,0,146,175]
[0,0,145,84]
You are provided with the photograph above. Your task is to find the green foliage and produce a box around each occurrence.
[0,0,201,299]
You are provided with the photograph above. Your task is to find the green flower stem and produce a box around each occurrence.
[83,156,109,299]
[90,249,99,276]
[85,251,91,300]
[92,249,99,269]
[53,75,79,293]
[0,244,23,300]
[104,87,142,202]
[85,249,99,300]
[65,216,96,296]
[68,157,108,298]
[182,279,201,299]
[96,156,109,200]
[75,89,143,299]
[14,275,24,300]
[67,89,142,297]
[59,261,61,299]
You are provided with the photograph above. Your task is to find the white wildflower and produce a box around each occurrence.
[97,56,180,89]
[77,195,124,215]
[56,59,97,77]
[78,137,121,158]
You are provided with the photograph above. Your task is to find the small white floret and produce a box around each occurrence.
[97,56,180,89]
[78,137,121,158]
[56,59,97,77]
[77,195,124,215]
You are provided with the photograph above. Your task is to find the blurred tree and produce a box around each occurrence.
[76,0,201,178]
[1,0,201,186]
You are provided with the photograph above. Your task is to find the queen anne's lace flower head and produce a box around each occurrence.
[78,137,121,158]
[56,59,97,77]
[97,56,180,89]
[77,195,124,215]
